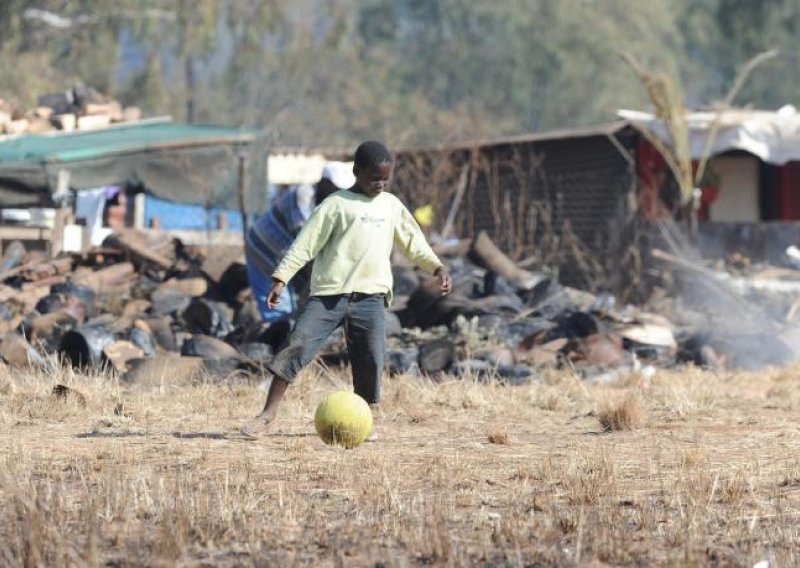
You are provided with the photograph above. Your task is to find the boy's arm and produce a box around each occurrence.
[394,205,452,294]
[272,200,337,286]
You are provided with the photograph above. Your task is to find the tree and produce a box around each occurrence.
[1,1,798,149]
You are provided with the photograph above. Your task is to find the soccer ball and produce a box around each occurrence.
[314,391,373,448]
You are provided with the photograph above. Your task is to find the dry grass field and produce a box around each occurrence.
[2,361,800,566]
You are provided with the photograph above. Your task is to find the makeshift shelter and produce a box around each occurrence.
[0,118,265,213]
[619,106,800,223]
[390,122,638,290]
[390,106,800,286]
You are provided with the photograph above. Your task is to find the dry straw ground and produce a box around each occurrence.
[2,360,800,566]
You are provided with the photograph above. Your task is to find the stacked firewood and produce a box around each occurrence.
[0,87,141,136]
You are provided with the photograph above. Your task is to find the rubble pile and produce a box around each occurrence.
[0,87,141,136]
[0,229,796,386]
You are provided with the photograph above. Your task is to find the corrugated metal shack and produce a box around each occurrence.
[391,122,638,291]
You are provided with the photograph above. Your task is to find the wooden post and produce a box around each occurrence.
[441,165,470,239]
[133,193,146,229]
[185,54,196,124]
[55,169,71,202]
[50,169,71,257]
[51,208,67,256]
[238,152,249,242]
[217,212,228,231]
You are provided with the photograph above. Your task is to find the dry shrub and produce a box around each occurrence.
[679,447,709,470]
[597,394,646,432]
[715,469,750,505]
[563,447,616,505]
[760,362,800,383]
[765,383,799,411]
[646,367,718,421]
[534,385,565,411]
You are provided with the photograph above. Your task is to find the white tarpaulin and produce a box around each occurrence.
[267,153,327,185]
[618,106,800,165]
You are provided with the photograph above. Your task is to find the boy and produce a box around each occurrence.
[243,141,452,438]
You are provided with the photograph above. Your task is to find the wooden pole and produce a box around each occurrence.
[51,169,71,257]
[217,212,228,231]
[133,193,146,229]
[238,152,249,242]
[441,165,470,239]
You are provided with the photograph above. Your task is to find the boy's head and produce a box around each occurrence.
[353,141,393,198]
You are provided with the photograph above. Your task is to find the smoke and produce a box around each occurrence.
[652,218,798,370]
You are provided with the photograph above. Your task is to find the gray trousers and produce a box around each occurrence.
[267,293,386,404]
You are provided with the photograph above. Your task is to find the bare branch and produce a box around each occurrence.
[694,49,779,185]
[620,51,694,204]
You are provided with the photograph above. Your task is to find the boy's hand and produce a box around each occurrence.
[434,266,452,295]
[267,279,285,309]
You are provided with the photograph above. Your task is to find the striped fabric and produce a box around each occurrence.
[245,185,315,322]
[245,185,315,292]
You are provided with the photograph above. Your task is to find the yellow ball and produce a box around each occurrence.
[314,391,373,448]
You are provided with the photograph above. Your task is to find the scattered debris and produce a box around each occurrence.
[0,229,798,387]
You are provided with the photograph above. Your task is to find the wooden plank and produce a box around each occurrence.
[107,231,173,270]
[77,114,112,130]
[0,226,53,241]
[149,229,242,247]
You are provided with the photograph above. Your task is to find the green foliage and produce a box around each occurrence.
[0,0,121,106]
[0,0,796,148]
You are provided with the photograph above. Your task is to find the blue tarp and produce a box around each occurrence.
[143,194,251,232]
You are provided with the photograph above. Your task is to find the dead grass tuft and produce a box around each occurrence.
[488,430,510,444]
[644,367,720,421]
[563,447,616,505]
[597,393,646,432]
[533,385,566,411]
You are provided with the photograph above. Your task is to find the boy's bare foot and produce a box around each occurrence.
[241,413,277,439]
[366,403,380,442]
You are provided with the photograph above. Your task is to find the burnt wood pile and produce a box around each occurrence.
[0,228,792,385]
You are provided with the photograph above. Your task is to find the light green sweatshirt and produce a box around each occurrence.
[272,189,443,305]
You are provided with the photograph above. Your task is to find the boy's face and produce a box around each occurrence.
[353,161,393,197]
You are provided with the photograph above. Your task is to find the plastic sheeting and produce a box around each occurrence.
[0,121,266,212]
[618,106,800,165]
